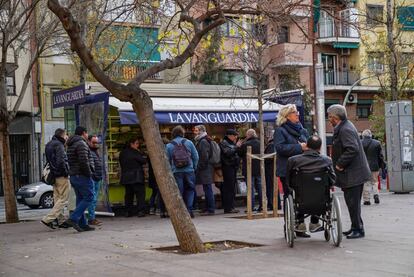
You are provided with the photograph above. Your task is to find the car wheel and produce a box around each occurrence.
[28,205,40,209]
[40,192,54,209]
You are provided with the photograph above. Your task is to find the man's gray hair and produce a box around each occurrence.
[362,129,372,138]
[327,104,347,120]
[195,125,206,133]
[246,129,257,138]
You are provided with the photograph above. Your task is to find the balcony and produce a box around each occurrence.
[268,43,313,68]
[109,61,163,82]
[317,9,360,46]
[324,70,359,86]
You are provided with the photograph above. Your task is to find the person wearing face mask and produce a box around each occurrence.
[87,135,103,226]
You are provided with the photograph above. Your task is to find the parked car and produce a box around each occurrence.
[16,182,54,209]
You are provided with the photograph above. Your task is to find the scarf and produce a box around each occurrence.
[285,120,303,134]
[195,132,207,142]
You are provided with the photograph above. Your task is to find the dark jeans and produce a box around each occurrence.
[149,186,166,213]
[70,175,94,227]
[203,184,215,213]
[265,171,281,210]
[343,184,364,231]
[149,187,158,209]
[281,177,319,224]
[222,165,237,212]
[173,171,196,212]
[124,183,146,215]
[250,176,262,209]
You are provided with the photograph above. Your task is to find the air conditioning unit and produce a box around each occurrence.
[341,48,351,55]
[347,93,358,104]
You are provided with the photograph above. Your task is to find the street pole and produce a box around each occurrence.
[343,75,373,106]
[315,63,326,155]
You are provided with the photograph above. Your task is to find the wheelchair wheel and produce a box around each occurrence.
[330,194,342,247]
[284,195,295,248]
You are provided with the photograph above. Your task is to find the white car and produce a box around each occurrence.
[16,182,54,209]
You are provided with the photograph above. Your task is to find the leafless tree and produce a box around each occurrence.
[48,0,317,253]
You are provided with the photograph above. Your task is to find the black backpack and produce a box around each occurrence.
[171,139,191,168]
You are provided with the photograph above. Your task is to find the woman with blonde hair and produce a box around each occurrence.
[273,104,309,236]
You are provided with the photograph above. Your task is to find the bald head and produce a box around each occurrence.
[307,135,322,151]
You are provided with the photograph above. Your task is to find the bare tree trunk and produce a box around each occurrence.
[386,0,398,100]
[79,1,88,84]
[257,74,267,217]
[0,121,19,223]
[132,90,205,253]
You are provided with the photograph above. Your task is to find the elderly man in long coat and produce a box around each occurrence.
[327,104,371,239]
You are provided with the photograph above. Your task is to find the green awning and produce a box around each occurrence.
[333,42,359,49]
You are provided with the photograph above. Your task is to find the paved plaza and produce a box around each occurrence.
[0,192,413,277]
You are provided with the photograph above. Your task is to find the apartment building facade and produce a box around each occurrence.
[315,0,414,137]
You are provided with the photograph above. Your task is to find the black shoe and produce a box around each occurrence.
[137,211,146,218]
[58,221,71,229]
[295,231,311,238]
[363,201,371,205]
[374,194,380,204]
[41,220,56,230]
[64,219,84,232]
[190,212,195,218]
[342,229,353,236]
[347,230,364,239]
[81,225,95,232]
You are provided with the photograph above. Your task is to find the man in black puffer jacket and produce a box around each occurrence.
[63,126,95,232]
[41,128,70,230]
[87,135,103,226]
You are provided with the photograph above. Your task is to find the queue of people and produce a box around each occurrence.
[41,103,381,241]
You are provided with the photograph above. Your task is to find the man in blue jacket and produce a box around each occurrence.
[166,125,199,218]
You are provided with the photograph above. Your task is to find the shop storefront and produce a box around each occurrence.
[61,84,304,211]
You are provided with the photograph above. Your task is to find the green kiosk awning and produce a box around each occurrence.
[333,42,360,49]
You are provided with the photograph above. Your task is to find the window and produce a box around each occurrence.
[366,5,384,26]
[252,24,267,44]
[278,74,293,91]
[357,100,373,119]
[50,89,64,118]
[220,18,242,38]
[6,63,16,96]
[325,99,340,119]
[277,26,289,43]
[367,52,384,72]
[218,70,245,87]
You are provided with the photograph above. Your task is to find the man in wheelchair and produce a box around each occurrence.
[286,135,336,238]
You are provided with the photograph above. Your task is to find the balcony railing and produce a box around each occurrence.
[109,61,162,81]
[318,22,359,39]
[324,70,359,86]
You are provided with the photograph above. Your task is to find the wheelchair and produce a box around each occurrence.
[284,170,342,248]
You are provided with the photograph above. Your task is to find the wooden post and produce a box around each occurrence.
[247,146,252,219]
[261,154,268,219]
[273,154,278,217]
